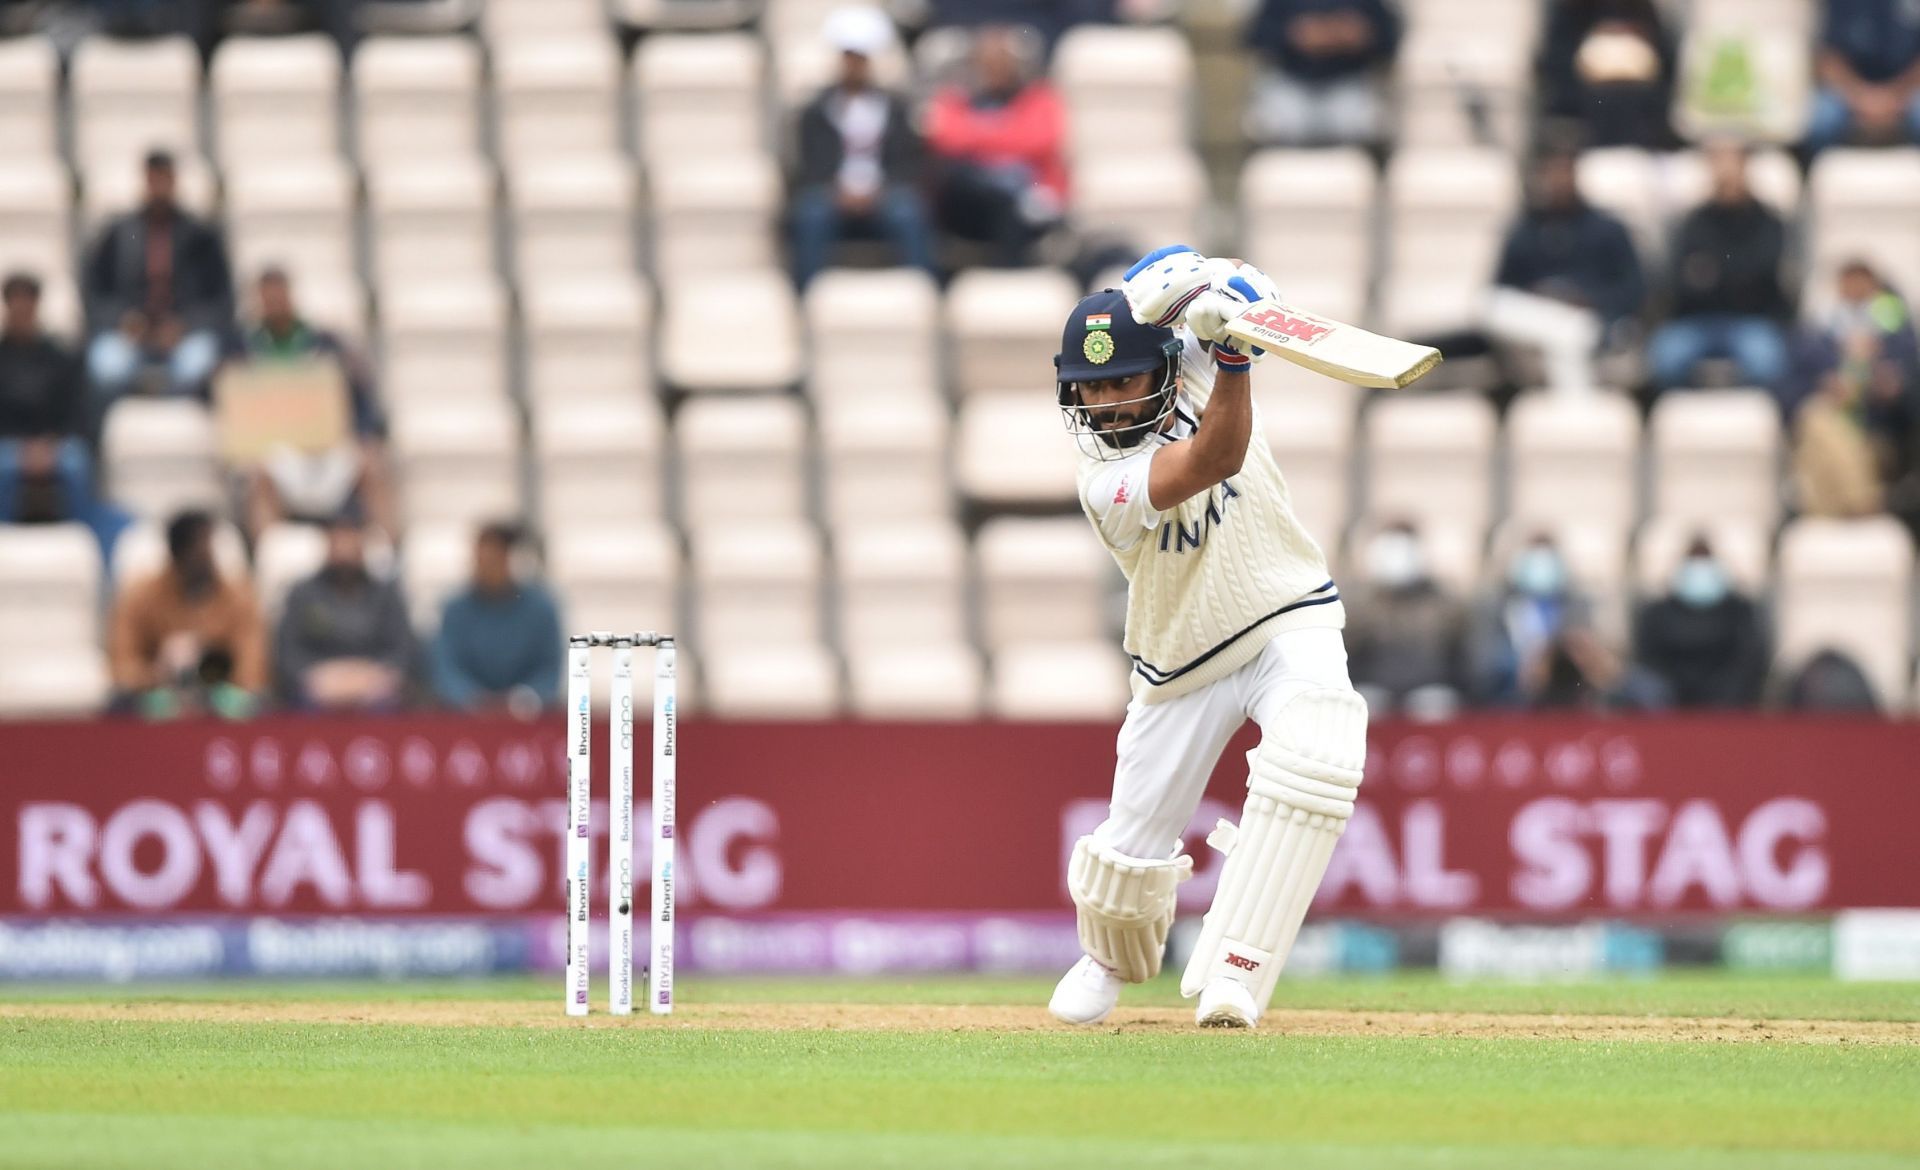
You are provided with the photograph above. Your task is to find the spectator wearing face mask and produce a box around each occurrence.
[1466,535,1588,705]
[1343,522,1467,719]
[107,508,266,719]
[1633,537,1768,708]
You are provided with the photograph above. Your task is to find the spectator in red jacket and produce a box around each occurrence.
[925,25,1068,266]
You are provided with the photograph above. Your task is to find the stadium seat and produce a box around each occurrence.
[367,155,497,285]
[974,516,1114,650]
[1486,519,1630,623]
[379,278,510,409]
[286,273,372,349]
[988,641,1130,720]
[1506,392,1641,534]
[1380,149,1521,336]
[1053,26,1193,162]
[1072,151,1208,250]
[353,37,485,165]
[1633,515,1772,598]
[834,521,969,651]
[225,157,358,289]
[0,35,57,157]
[1808,149,1920,310]
[253,521,327,619]
[1394,6,1535,153]
[1649,389,1782,528]
[945,268,1080,400]
[703,643,842,718]
[955,392,1077,509]
[846,643,985,719]
[483,0,607,40]
[0,523,101,656]
[27,276,80,343]
[1239,149,1375,313]
[648,153,783,279]
[492,38,622,165]
[806,267,941,405]
[660,273,802,394]
[1663,146,1803,221]
[101,399,222,519]
[1775,516,1915,708]
[386,400,522,528]
[534,400,666,531]
[110,517,249,584]
[506,153,638,280]
[547,519,680,640]
[817,397,952,524]
[1577,148,1803,270]
[0,155,72,286]
[209,35,340,163]
[631,33,767,164]
[676,396,810,523]
[614,0,761,33]
[1363,392,1498,548]
[691,521,825,648]
[1255,383,1354,551]
[0,652,111,718]
[522,272,655,410]
[70,34,199,168]
[398,520,474,630]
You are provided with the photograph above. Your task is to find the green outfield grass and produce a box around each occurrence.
[3,975,1917,1170]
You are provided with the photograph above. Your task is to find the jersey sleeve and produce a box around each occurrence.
[1079,446,1163,551]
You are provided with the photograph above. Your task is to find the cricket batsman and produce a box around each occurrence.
[1047,245,1367,1029]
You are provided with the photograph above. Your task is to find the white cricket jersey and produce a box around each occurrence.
[1076,330,1344,704]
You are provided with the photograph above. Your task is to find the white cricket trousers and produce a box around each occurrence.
[1091,627,1356,860]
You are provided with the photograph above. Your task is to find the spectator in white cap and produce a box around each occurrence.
[789,7,937,287]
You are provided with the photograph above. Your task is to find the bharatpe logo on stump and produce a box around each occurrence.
[573,696,591,837]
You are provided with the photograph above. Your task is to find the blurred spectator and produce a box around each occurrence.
[1781,648,1882,711]
[1647,141,1792,394]
[1791,261,1920,532]
[430,522,563,715]
[0,272,131,558]
[1538,0,1677,148]
[274,511,415,711]
[1485,147,1646,394]
[82,151,234,408]
[925,26,1067,267]
[1805,0,1920,153]
[1466,535,1591,706]
[1467,534,1668,710]
[107,508,265,719]
[1244,0,1401,148]
[1342,522,1467,719]
[789,8,937,288]
[224,268,395,542]
[1632,536,1768,708]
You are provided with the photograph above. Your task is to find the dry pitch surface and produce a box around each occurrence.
[7,997,1919,1046]
[3,976,1917,1170]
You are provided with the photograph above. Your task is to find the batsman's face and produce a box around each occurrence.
[1077,371,1157,432]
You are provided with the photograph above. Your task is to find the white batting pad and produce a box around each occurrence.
[1180,688,1367,1007]
[1067,835,1193,983]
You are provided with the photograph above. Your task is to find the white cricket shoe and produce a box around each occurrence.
[1195,978,1258,1029]
[1048,955,1123,1026]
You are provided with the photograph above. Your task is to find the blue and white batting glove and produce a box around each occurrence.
[1120,244,1228,329]
[1189,264,1282,370]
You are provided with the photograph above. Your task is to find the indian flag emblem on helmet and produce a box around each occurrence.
[1083,329,1115,364]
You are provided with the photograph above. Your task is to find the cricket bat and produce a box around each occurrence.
[1221,302,1442,390]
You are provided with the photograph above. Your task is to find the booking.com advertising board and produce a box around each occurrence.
[1,715,1916,980]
